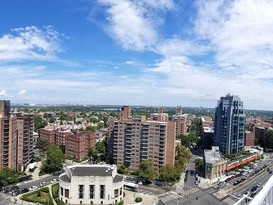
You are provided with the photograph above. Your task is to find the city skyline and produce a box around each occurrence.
[1,1,273,110]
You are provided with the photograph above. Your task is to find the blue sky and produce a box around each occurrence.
[1,0,273,110]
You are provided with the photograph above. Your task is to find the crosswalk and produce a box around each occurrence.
[177,187,200,197]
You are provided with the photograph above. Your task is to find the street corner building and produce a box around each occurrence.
[58,164,124,205]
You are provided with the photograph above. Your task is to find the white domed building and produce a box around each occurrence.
[59,164,124,205]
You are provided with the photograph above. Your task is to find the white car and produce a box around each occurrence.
[51,179,58,184]
[40,182,46,187]
[29,186,37,191]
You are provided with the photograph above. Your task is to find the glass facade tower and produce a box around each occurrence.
[214,94,245,155]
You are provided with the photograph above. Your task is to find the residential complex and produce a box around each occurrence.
[0,100,17,171]
[15,113,34,171]
[59,164,124,205]
[108,106,176,172]
[40,127,96,161]
[0,100,34,171]
[214,94,246,155]
[172,106,188,136]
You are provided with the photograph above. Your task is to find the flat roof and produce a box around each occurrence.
[205,147,226,164]
[69,165,114,177]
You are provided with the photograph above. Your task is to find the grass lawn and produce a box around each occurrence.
[21,187,54,205]
[52,183,59,199]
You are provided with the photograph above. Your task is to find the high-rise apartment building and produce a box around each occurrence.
[108,106,176,172]
[0,100,34,171]
[214,94,245,155]
[16,113,34,171]
[172,106,188,136]
[0,100,17,171]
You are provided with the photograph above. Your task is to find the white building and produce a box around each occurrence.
[59,164,124,205]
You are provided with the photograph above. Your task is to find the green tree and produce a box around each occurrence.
[178,132,198,148]
[34,115,48,132]
[0,168,20,187]
[138,160,157,180]
[117,165,127,174]
[41,145,65,174]
[175,145,191,171]
[36,138,50,152]
[194,158,203,170]
[159,164,180,185]
[265,130,273,149]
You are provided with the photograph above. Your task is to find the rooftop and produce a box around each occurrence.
[204,146,226,164]
[69,165,115,177]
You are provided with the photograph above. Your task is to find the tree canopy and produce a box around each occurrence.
[34,115,48,132]
[175,145,191,171]
[138,160,157,180]
[0,168,21,187]
[36,138,50,152]
[159,164,180,185]
[177,132,198,148]
[41,145,65,174]
[265,130,273,149]
[88,139,109,163]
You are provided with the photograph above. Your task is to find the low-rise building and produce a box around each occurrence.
[204,146,227,180]
[59,164,124,205]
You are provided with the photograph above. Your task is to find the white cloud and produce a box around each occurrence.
[156,38,209,57]
[194,0,273,71]
[95,0,174,51]
[0,26,62,61]
[0,90,7,96]
[17,89,26,96]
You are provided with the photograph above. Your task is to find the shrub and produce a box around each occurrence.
[115,201,124,205]
[55,198,67,205]
[37,190,41,197]
[52,183,59,199]
[40,187,50,193]
[135,197,142,203]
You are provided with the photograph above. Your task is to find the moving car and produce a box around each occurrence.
[40,182,46,187]
[28,186,37,191]
[51,179,58,183]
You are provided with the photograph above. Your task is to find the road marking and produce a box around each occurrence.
[230,194,241,200]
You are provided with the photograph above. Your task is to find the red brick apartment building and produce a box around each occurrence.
[16,113,34,171]
[0,105,17,170]
[108,106,176,172]
[39,127,96,161]
[172,106,188,136]
[65,131,96,161]
[0,100,34,171]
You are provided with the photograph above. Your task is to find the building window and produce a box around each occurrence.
[120,187,122,196]
[89,185,95,199]
[90,201,93,204]
[65,189,69,198]
[114,189,118,198]
[100,185,105,199]
[79,185,84,199]
[101,201,103,204]
[61,187,63,196]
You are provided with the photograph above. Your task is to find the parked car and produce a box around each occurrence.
[20,188,29,194]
